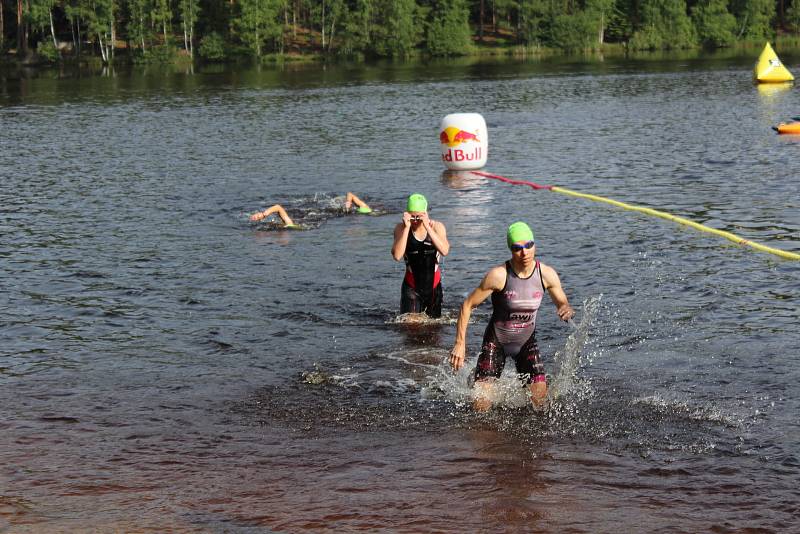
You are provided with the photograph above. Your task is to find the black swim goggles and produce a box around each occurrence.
[510,241,535,252]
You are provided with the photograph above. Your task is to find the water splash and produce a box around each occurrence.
[421,354,540,410]
[246,192,365,229]
[422,296,601,411]
[384,347,443,370]
[548,295,602,402]
[387,311,458,325]
[246,294,746,455]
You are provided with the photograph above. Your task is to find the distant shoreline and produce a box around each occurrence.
[2,37,800,71]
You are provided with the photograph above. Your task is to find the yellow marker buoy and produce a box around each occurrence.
[754,42,794,83]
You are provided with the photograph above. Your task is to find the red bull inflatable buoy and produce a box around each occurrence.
[439,113,488,170]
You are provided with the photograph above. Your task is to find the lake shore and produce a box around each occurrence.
[4,34,800,71]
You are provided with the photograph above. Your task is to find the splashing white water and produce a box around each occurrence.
[423,296,601,410]
[547,295,602,402]
[387,311,459,325]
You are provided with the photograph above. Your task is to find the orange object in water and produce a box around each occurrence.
[774,122,800,134]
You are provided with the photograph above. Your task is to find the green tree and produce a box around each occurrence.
[179,0,199,56]
[337,0,372,56]
[371,0,418,56]
[519,0,549,45]
[236,0,282,57]
[65,0,93,55]
[630,0,696,49]
[585,0,615,44]
[152,0,171,44]
[83,0,116,62]
[493,0,520,35]
[691,0,736,47]
[305,0,343,52]
[198,30,225,59]
[426,0,472,56]
[603,0,633,43]
[549,10,599,50]
[27,0,58,49]
[730,0,775,40]
[126,0,151,52]
[787,0,800,31]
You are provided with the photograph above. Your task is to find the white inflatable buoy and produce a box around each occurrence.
[439,113,488,170]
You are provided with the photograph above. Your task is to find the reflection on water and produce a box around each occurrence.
[440,169,485,190]
[756,81,794,99]
[2,55,800,532]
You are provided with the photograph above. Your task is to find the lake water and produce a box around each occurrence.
[1,53,799,532]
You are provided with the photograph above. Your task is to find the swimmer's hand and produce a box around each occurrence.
[419,211,433,230]
[402,211,413,228]
[449,343,466,371]
[557,304,575,322]
[249,211,266,222]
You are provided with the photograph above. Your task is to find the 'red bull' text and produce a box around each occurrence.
[442,146,483,162]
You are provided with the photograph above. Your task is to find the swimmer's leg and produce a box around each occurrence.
[473,379,496,412]
[472,324,505,411]
[515,331,547,407]
[528,375,547,408]
[400,280,422,314]
[422,284,443,319]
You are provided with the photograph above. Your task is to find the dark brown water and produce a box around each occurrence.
[2,55,799,532]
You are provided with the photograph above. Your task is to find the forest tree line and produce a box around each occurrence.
[2,0,800,62]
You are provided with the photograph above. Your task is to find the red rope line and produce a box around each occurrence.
[469,170,554,190]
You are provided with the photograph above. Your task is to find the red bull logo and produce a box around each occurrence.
[440,126,480,147]
[440,125,482,163]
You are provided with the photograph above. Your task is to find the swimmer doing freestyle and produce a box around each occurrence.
[249,192,371,226]
[391,194,449,318]
[449,222,575,410]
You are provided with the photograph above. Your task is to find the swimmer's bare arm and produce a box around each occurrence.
[420,213,450,256]
[449,265,505,371]
[541,262,575,321]
[249,204,295,226]
[345,192,370,211]
[391,216,412,261]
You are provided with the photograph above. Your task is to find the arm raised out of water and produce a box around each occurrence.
[249,204,295,227]
[345,192,372,213]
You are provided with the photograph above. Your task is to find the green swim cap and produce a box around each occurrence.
[407,193,428,213]
[357,206,372,214]
[507,222,534,248]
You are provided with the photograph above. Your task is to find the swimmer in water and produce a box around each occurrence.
[391,193,450,318]
[249,192,372,226]
[344,192,372,214]
[449,222,575,411]
[249,204,297,226]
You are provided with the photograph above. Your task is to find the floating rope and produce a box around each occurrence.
[470,170,800,261]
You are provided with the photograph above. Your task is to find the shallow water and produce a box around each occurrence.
[1,55,799,532]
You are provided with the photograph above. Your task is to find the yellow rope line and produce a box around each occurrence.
[550,186,800,261]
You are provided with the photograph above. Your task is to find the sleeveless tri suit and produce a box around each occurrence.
[401,228,443,318]
[475,260,547,384]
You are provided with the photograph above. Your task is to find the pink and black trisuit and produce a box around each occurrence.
[475,260,547,384]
